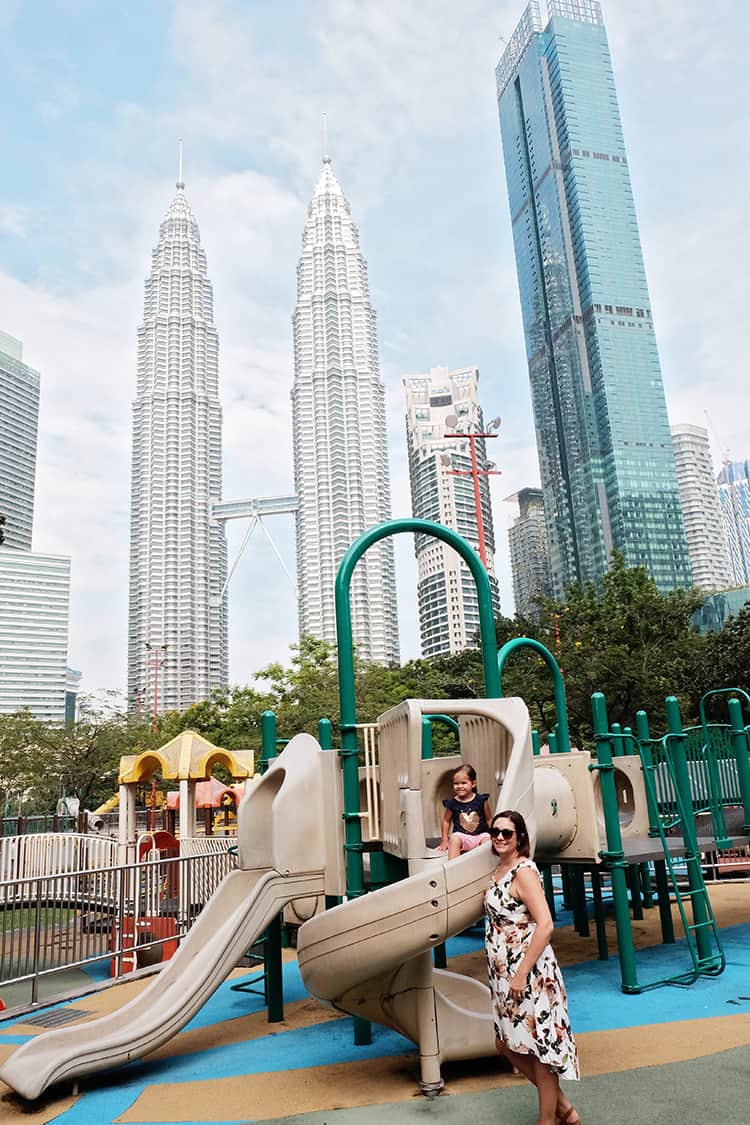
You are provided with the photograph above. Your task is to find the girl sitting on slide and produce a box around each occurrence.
[438,763,492,858]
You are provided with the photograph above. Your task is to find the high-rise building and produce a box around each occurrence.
[291,153,399,663]
[495,1,690,597]
[0,549,71,723]
[671,424,732,591]
[717,461,750,587]
[404,366,500,657]
[127,162,228,714]
[507,488,552,617]
[0,330,40,551]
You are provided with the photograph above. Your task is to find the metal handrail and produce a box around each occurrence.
[0,849,236,1019]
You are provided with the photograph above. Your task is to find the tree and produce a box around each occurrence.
[694,605,750,722]
[524,555,705,746]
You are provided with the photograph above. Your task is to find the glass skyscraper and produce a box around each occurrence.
[0,330,39,550]
[496,1,690,596]
[717,461,750,587]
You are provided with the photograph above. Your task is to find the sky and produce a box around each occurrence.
[0,0,748,702]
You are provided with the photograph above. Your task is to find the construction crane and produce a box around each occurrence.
[704,410,731,467]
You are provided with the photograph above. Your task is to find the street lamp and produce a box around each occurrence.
[442,413,502,568]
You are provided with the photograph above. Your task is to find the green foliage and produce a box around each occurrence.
[0,697,133,814]
[4,555,750,815]
[499,554,706,746]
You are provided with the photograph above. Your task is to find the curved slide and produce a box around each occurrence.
[297,697,537,1088]
[297,844,498,1080]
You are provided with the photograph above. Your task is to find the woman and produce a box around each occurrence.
[485,809,581,1125]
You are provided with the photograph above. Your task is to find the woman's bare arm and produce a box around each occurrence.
[508,865,554,993]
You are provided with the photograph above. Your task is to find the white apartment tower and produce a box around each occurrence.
[127,162,228,714]
[507,487,552,618]
[291,154,399,662]
[671,424,732,591]
[404,366,500,657]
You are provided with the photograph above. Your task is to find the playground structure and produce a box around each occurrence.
[0,518,749,1102]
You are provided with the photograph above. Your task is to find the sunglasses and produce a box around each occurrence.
[490,827,515,841]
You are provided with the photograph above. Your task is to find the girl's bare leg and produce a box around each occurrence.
[448,835,462,859]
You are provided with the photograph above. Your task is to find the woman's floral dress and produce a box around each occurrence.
[485,859,579,1080]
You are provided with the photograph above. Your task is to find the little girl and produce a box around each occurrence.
[439,764,492,858]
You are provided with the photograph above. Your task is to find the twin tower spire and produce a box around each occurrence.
[127,133,398,714]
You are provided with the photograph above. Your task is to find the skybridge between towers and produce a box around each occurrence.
[211,495,299,522]
[210,494,298,601]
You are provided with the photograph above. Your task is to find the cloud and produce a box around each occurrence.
[1,0,746,700]
[0,203,29,237]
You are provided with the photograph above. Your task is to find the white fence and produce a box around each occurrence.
[0,834,119,906]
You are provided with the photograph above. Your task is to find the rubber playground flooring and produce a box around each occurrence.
[0,881,748,1125]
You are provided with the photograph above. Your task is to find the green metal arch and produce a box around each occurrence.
[334,519,499,902]
[497,636,570,754]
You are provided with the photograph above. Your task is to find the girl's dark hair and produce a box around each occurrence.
[492,809,531,857]
[454,762,478,792]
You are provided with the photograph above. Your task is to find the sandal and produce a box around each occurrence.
[558,1108,582,1125]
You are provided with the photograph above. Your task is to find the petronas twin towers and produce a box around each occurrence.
[291,156,399,664]
[127,152,398,713]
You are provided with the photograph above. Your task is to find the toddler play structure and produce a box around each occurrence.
[1,519,749,1101]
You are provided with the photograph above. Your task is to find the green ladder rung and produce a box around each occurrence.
[686,920,715,931]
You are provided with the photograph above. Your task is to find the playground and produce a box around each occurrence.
[0,519,749,1124]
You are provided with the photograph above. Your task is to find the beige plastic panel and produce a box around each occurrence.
[377,700,423,855]
[591,754,651,841]
[237,732,344,885]
[533,751,602,862]
[420,755,462,841]
[376,697,535,860]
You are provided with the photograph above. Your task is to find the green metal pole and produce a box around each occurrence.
[665,696,711,962]
[591,692,638,993]
[421,717,434,760]
[265,911,284,1022]
[497,637,570,754]
[547,730,558,754]
[531,730,541,757]
[635,711,660,835]
[727,698,750,835]
[260,710,276,775]
[258,710,284,1013]
[318,717,333,750]
[611,722,624,757]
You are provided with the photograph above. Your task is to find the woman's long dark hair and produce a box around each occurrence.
[492,809,531,858]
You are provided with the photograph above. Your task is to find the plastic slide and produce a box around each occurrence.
[297,834,498,1082]
[0,733,338,1101]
